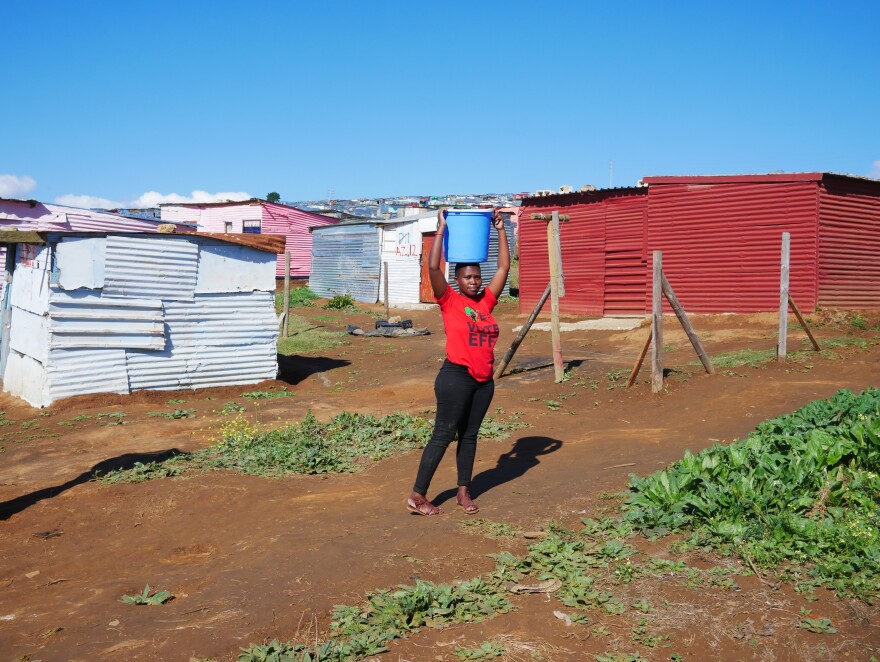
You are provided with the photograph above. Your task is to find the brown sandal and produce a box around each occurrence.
[456,490,479,515]
[406,496,443,517]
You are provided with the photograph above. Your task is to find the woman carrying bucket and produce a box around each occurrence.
[406,208,510,516]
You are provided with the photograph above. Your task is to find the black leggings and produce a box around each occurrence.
[413,360,495,496]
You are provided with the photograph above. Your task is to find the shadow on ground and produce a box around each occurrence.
[432,435,563,507]
[277,355,350,385]
[0,449,183,521]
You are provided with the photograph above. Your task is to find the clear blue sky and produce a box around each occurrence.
[2,0,878,206]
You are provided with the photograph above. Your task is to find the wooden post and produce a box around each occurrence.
[283,251,291,338]
[778,232,790,361]
[788,294,820,351]
[548,211,564,382]
[626,328,652,388]
[0,245,17,377]
[383,261,390,320]
[651,251,664,393]
[661,274,714,374]
[494,282,551,379]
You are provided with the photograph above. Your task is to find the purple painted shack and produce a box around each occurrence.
[160,199,338,279]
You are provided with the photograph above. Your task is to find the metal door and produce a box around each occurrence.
[420,233,445,302]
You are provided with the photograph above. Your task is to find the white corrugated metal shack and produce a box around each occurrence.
[309,211,515,305]
[0,230,286,407]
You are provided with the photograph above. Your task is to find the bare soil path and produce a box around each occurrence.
[0,302,878,661]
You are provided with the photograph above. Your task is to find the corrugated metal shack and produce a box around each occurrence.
[0,230,286,407]
[159,199,338,279]
[643,173,880,312]
[309,210,515,305]
[0,198,193,302]
[518,173,880,315]
[518,188,648,316]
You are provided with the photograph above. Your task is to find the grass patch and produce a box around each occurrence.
[275,286,318,310]
[625,387,880,600]
[99,409,527,485]
[277,314,349,355]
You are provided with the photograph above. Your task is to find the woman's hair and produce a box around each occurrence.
[454,262,481,277]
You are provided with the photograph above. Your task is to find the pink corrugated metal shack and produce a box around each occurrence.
[160,199,338,279]
[518,173,880,315]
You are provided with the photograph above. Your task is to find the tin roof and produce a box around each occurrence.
[642,172,880,186]
[158,198,310,211]
[520,186,647,206]
[0,230,287,254]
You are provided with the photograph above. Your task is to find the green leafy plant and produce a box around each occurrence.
[121,585,172,605]
[797,617,837,634]
[220,401,246,416]
[625,388,880,600]
[324,293,356,310]
[96,412,126,425]
[455,641,506,660]
[168,398,186,405]
[148,409,196,420]
[241,387,292,400]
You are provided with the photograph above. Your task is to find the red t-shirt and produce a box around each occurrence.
[437,286,500,382]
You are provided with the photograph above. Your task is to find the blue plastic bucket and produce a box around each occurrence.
[443,209,492,263]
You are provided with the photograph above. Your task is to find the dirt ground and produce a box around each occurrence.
[0,300,879,661]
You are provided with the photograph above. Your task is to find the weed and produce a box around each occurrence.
[148,409,196,420]
[851,313,868,330]
[797,617,837,634]
[219,401,246,416]
[241,387,291,400]
[96,412,126,425]
[0,412,13,426]
[546,400,561,411]
[98,459,184,484]
[324,293,356,310]
[239,577,512,661]
[460,518,520,538]
[72,414,90,422]
[455,641,506,660]
[167,398,186,405]
[121,585,172,605]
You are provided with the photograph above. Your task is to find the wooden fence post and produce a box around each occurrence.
[283,252,291,338]
[494,282,551,380]
[383,261,390,320]
[778,232,790,361]
[651,251,664,393]
[661,274,714,374]
[548,211,564,382]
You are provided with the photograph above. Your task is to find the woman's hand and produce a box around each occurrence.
[436,209,447,232]
[492,209,506,231]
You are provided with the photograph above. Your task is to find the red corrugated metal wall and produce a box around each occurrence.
[646,182,819,313]
[604,199,648,314]
[518,201,606,316]
[818,177,880,308]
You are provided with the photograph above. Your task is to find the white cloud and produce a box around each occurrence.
[0,174,37,198]
[55,194,126,209]
[54,189,252,210]
[870,161,880,179]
